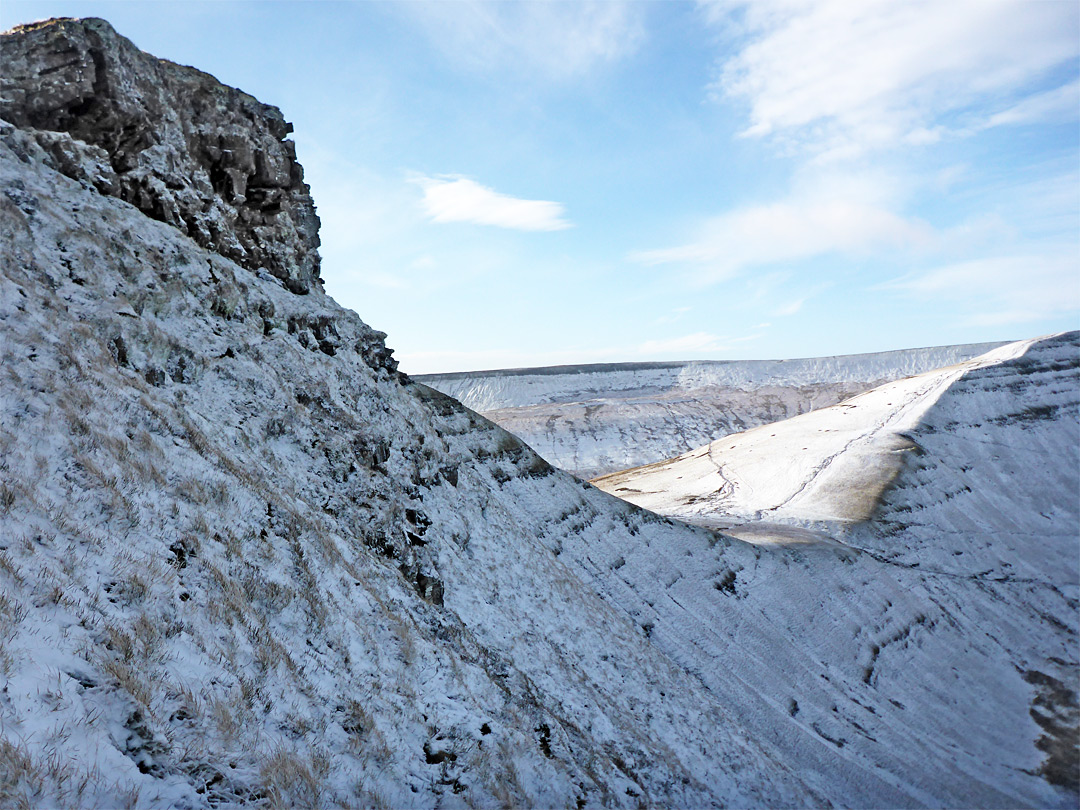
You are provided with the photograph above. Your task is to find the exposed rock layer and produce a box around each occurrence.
[1,17,321,293]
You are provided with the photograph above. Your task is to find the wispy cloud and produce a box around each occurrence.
[412,174,572,231]
[703,0,1080,157]
[638,332,734,355]
[652,306,692,326]
[882,254,1080,326]
[771,281,832,317]
[630,330,760,356]
[772,298,805,317]
[632,196,930,282]
[979,78,1080,130]
[401,1,645,79]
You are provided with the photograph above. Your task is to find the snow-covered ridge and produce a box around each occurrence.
[1,16,1075,809]
[593,335,1074,528]
[418,343,1003,478]
[418,345,1005,410]
[589,331,1079,799]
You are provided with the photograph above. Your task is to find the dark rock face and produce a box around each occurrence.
[1,17,321,294]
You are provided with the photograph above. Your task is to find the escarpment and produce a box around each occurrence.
[1,17,321,293]
[1,16,1076,810]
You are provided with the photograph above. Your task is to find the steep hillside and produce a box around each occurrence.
[1,18,1075,810]
[417,344,1003,478]
[0,196,778,806]
[589,332,1079,800]
[0,19,813,810]
[593,336,1078,532]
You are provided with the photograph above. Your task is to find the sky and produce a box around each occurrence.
[3,1,1078,373]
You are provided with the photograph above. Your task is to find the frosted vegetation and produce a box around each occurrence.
[1,117,782,808]
[1,17,1077,810]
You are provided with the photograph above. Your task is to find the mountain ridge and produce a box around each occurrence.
[418,342,1005,477]
[417,343,1007,387]
[1,17,1075,809]
[592,334,1078,529]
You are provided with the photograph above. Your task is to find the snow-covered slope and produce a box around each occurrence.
[0,109,804,810]
[1,17,1076,809]
[589,332,1080,801]
[417,345,1004,478]
[593,336,1078,531]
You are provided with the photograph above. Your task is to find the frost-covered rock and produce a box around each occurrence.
[1,17,321,293]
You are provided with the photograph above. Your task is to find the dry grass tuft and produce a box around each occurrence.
[259,746,324,809]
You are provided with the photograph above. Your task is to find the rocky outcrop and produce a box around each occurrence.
[1,17,321,293]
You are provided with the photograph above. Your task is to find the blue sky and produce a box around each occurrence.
[3,1,1078,373]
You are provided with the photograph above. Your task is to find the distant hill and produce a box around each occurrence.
[418,343,1005,477]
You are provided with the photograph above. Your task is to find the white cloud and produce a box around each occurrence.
[401,1,644,79]
[632,197,930,282]
[703,0,1080,156]
[883,254,1080,326]
[412,174,572,231]
[980,78,1080,130]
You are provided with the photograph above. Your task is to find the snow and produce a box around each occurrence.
[0,122,803,808]
[592,338,1054,527]
[589,332,1079,804]
[418,344,1004,478]
[1,115,1076,809]
[419,349,1007,411]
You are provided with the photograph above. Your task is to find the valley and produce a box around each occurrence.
[417,343,1003,479]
